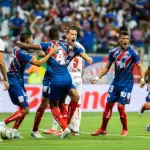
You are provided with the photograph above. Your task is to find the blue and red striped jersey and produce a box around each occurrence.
[39,40,84,78]
[8,47,33,78]
[108,46,140,86]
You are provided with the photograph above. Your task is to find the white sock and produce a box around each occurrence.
[0,121,6,126]
[71,106,81,132]
[51,118,58,130]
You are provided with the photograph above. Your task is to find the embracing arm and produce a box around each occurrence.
[16,41,41,50]
[30,46,57,67]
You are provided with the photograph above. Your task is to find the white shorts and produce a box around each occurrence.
[65,71,82,105]
[65,81,82,105]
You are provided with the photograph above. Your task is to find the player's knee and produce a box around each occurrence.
[23,108,30,115]
[71,93,80,102]
[49,100,58,109]
[117,103,125,112]
[146,102,150,109]
[41,98,49,108]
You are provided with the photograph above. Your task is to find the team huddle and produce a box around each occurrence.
[0,25,149,141]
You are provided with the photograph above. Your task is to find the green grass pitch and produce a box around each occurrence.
[0,112,150,150]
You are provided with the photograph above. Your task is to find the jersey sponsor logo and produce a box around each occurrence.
[116,61,126,68]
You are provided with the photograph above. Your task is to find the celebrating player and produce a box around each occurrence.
[90,30,145,136]
[0,33,58,138]
[43,55,84,136]
[0,38,9,90]
[139,65,150,115]
[43,27,85,136]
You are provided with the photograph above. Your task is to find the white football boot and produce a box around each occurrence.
[60,127,71,139]
[31,131,43,138]
[13,129,23,139]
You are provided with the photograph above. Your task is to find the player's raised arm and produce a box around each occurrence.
[30,45,58,67]
[0,39,9,90]
[91,62,112,84]
[80,52,93,64]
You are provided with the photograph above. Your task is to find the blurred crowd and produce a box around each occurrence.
[0,0,150,54]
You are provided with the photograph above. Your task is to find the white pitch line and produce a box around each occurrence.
[18,128,150,139]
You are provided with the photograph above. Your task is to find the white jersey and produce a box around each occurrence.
[68,41,84,83]
[0,39,5,52]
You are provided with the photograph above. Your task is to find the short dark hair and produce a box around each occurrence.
[49,27,59,40]
[20,33,32,42]
[66,25,77,33]
[119,30,129,36]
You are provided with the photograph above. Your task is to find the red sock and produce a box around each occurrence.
[101,102,114,130]
[118,104,128,130]
[51,107,67,131]
[141,103,148,113]
[4,109,25,125]
[13,115,25,129]
[32,106,46,132]
[68,100,78,124]
[59,104,68,125]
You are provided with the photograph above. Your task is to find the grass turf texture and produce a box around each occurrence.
[0,112,150,150]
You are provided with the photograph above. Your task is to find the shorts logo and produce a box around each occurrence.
[43,86,48,92]
[120,91,127,98]
[18,96,24,102]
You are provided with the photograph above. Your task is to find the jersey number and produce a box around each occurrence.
[73,57,79,69]
[56,50,66,65]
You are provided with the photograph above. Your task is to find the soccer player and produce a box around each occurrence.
[16,26,92,138]
[139,65,150,115]
[90,31,145,136]
[43,55,84,136]
[0,38,9,90]
[0,33,58,138]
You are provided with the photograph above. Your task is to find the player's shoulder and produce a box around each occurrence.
[0,38,5,51]
[109,47,119,54]
[74,41,85,51]
[58,40,69,48]
[59,40,68,45]
[128,46,139,55]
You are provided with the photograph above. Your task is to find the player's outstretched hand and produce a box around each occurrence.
[140,78,145,88]
[87,57,93,64]
[50,45,59,54]
[90,77,99,84]
[4,81,9,90]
